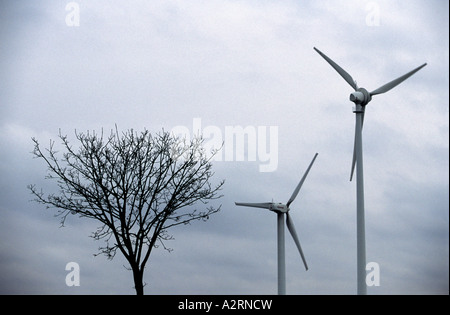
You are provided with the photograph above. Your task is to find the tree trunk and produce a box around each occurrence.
[132,265,144,295]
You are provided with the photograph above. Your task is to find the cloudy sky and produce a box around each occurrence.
[0,0,448,295]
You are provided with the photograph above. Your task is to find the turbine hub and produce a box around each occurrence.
[350,88,371,106]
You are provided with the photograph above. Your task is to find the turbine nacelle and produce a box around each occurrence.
[270,203,289,213]
[349,88,371,106]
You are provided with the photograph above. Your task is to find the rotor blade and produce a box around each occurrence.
[235,202,273,210]
[370,63,427,96]
[287,153,318,208]
[350,112,364,182]
[286,213,308,271]
[350,134,357,182]
[314,47,358,90]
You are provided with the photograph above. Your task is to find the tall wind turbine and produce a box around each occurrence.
[235,153,318,295]
[314,47,426,295]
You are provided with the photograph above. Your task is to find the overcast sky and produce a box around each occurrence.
[0,0,448,295]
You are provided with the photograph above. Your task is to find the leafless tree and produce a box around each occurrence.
[28,127,224,295]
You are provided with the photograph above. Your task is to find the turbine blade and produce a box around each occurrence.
[235,202,273,210]
[286,213,308,270]
[350,134,357,182]
[287,153,318,208]
[350,112,364,182]
[370,63,427,96]
[314,47,358,91]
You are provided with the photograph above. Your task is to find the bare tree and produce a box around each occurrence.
[28,127,224,295]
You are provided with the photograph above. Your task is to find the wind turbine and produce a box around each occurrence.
[314,47,426,295]
[235,153,318,295]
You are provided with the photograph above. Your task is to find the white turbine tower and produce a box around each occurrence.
[314,47,427,295]
[235,153,318,295]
